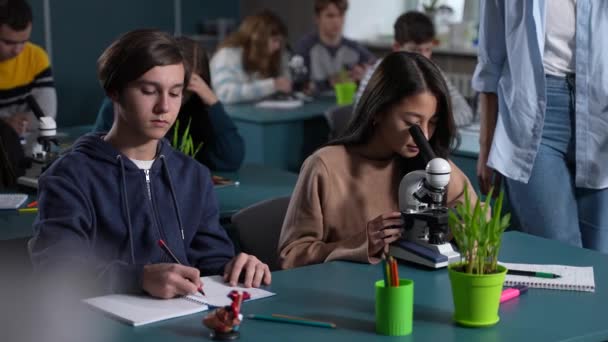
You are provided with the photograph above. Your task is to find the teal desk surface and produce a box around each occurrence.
[224,97,337,124]
[214,164,297,218]
[224,98,334,172]
[0,164,297,241]
[30,231,607,342]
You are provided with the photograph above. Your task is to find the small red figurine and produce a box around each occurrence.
[203,291,251,340]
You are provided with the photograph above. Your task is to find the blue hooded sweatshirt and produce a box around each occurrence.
[30,133,235,295]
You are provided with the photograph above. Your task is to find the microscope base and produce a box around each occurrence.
[389,239,462,269]
[17,162,42,189]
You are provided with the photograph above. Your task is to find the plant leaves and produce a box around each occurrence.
[447,184,510,275]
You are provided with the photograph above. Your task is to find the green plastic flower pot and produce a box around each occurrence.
[448,263,507,327]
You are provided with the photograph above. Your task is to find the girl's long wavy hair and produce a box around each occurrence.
[330,51,457,171]
[220,10,287,78]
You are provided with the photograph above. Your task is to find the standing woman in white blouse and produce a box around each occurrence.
[474,0,608,253]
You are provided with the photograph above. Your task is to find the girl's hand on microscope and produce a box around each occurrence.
[367,212,403,257]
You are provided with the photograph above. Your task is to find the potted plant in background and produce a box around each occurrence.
[172,118,203,158]
[333,69,356,106]
[447,186,511,327]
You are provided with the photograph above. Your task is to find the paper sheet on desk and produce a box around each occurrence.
[83,275,275,326]
[186,275,275,307]
[84,293,208,327]
[255,99,303,109]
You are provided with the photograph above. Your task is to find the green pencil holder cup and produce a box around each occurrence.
[334,82,357,105]
[375,279,414,336]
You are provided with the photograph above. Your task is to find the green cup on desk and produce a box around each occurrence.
[334,81,357,105]
[375,279,414,336]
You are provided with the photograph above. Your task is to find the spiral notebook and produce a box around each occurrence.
[83,275,275,326]
[500,262,595,292]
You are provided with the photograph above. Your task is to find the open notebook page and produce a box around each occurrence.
[84,275,275,326]
[84,294,207,327]
[186,275,275,307]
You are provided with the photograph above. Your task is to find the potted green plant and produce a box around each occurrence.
[172,118,203,158]
[447,186,511,327]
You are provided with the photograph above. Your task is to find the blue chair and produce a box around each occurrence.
[231,196,291,271]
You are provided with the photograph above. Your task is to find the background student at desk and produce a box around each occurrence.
[210,10,292,104]
[295,0,376,93]
[0,0,57,185]
[92,37,245,172]
[278,52,476,269]
[30,29,270,299]
[355,11,474,128]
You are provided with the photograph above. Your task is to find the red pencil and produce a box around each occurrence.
[390,258,399,287]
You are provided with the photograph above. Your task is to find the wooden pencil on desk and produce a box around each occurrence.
[271,314,337,327]
[247,314,336,329]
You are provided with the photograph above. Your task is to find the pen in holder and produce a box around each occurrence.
[375,258,413,336]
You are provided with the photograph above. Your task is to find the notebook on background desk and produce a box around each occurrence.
[83,275,275,326]
[255,99,303,109]
[0,193,28,209]
[255,93,305,109]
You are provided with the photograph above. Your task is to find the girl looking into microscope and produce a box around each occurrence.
[278,51,478,269]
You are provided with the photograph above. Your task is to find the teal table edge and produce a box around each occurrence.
[224,97,337,124]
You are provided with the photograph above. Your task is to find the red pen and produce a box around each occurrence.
[500,285,528,303]
[157,239,206,296]
[27,200,38,208]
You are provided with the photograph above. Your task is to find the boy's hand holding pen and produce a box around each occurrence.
[140,240,206,299]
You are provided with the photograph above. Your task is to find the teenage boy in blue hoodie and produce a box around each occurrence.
[29,29,271,299]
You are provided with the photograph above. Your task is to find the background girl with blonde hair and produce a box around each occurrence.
[210,10,292,104]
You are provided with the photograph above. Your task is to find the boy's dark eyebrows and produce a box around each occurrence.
[135,80,184,89]
[0,37,28,45]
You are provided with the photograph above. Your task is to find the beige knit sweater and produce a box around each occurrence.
[278,145,476,269]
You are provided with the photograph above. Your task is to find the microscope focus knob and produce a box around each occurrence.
[425,158,451,189]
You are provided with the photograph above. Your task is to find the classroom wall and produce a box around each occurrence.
[26,0,239,127]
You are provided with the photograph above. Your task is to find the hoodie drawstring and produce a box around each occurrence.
[117,155,136,264]
[160,155,186,241]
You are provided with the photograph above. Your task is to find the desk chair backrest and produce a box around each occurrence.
[231,196,290,271]
[324,104,354,140]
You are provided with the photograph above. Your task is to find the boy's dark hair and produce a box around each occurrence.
[394,11,435,45]
[0,0,33,30]
[314,0,348,15]
[97,29,191,96]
